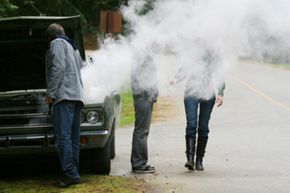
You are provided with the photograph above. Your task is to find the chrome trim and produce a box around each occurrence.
[0,113,50,118]
[0,130,109,143]
[0,124,52,129]
[81,130,109,136]
[0,130,110,153]
[81,122,104,127]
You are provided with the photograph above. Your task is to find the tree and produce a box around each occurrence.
[0,0,18,18]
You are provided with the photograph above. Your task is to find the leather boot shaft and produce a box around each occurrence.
[196,137,208,171]
[185,137,195,170]
[196,137,208,158]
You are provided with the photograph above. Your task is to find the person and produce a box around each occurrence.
[170,49,225,171]
[130,54,158,173]
[45,23,84,187]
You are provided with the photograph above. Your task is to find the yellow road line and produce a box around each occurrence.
[229,74,290,112]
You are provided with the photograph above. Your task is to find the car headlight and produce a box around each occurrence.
[86,111,100,124]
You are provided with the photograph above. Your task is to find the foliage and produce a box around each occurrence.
[0,0,18,18]
[1,0,152,35]
[120,89,135,127]
[121,0,155,36]
[5,0,128,26]
[136,0,155,16]
[10,0,84,20]
[7,0,87,30]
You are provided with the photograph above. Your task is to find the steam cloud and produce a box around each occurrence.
[82,0,290,102]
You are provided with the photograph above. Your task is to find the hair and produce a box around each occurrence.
[46,23,65,40]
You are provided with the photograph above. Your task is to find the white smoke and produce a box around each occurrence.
[82,0,290,102]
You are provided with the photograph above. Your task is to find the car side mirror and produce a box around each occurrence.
[86,56,94,65]
[112,91,121,104]
[88,56,94,63]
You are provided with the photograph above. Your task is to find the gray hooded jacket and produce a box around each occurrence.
[174,50,225,100]
[46,38,84,105]
[131,55,158,102]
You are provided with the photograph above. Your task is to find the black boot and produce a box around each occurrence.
[195,157,204,171]
[184,137,195,170]
[195,137,208,171]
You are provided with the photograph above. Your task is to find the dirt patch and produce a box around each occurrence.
[152,95,184,122]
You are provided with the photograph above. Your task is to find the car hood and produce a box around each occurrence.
[0,16,85,92]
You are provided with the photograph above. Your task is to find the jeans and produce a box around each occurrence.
[184,96,215,139]
[131,94,154,168]
[53,100,82,180]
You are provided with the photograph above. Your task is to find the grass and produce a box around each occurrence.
[239,58,290,70]
[271,63,290,70]
[119,89,135,127]
[0,175,149,193]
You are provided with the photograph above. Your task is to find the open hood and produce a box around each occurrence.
[0,16,85,92]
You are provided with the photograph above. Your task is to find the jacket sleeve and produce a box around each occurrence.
[174,56,191,84]
[46,40,66,99]
[217,81,225,96]
[76,49,84,68]
[174,65,188,84]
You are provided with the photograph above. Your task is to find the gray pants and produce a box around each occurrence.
[131,94,154,168]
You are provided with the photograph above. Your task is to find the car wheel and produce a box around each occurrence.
[90,137,111,175]
[110,123,116,159]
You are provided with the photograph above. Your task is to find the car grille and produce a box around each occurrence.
[0,109,40,115]
[0,134,55,149]
[0,113,52,127]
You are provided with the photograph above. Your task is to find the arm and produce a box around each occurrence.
[46,40,66,102]
[170,64,189,85]
[216,82,225,107]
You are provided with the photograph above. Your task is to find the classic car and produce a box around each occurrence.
[0,16,121,174]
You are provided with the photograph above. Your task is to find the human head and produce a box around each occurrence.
[46,23,65,41]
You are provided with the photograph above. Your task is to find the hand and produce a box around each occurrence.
[45,96,54,105]
[169,79,176,85]
[216,95,223,107]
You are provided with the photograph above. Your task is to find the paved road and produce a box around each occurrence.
[111,61,290,193]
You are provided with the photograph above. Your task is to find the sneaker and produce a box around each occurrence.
[56,177,80,188]
[132,165,156,174]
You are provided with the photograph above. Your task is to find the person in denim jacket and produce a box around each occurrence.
[45,23,84,187]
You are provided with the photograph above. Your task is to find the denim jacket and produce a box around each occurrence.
[46,38,84,105]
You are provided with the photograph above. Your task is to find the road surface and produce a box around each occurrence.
[111,60,290,193]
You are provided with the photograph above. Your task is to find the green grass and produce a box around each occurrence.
[0,175,149,193]
[120,89,135,127]
[239,58,290,70]
[271,63,290,70]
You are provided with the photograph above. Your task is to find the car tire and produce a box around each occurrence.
[110,123,116,159]
[90,137,111,175]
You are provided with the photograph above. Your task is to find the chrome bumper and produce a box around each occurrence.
[0,130,110,155]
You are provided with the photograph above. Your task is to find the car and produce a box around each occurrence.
[0,16,121,174]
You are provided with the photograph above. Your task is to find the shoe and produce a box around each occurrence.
[56,177,80,188]
[184,160,194,170]
[132,165,156,174]
[195,157,204,171]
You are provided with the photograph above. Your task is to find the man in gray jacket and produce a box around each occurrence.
[131,54,158,173]
[45,23,84,187]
